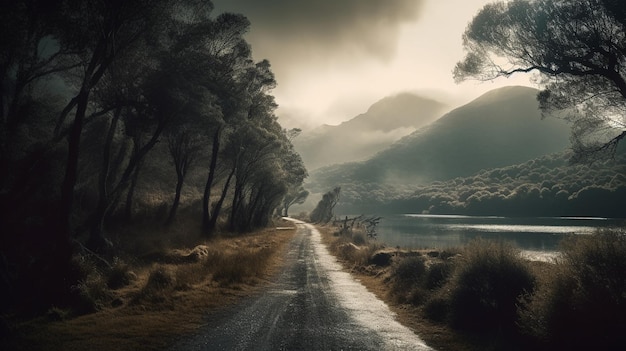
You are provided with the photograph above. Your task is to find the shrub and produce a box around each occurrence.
[174,263,207,290]
[46,306,71,321]
[132,265,176,305]
[424,295,450,323]
[392,256,426,288]
[107,258,135,289]
[445,239,535,334]
[144,265,176,291]
[209,247,273,285]
[351,232,367,246]
[387,256,427,304]
[424,261,453,290]
[328,230,382,266]
[519,229,626,349]
[438,247,461,260]
[72,271,114,314]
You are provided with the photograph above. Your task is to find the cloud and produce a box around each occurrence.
[213,0,425,66]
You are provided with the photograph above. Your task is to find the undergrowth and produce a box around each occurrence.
[323,221,626,351]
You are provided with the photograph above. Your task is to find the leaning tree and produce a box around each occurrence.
[455,0,626,162]
[310,187,341,224]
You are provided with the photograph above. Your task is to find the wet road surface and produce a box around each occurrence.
[170,219,432,351]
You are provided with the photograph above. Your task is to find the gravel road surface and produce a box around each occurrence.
[170,219,432,350]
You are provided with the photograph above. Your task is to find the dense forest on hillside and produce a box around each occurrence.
[0,0,306,315]
[317,150,626,218]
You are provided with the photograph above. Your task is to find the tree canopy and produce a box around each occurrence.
[0,0,307,314]
[454,0,626,162]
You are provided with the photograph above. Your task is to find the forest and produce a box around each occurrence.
[313,149,626,217]
[0,0,307,316]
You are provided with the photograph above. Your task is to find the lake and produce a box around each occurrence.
[374,214,625,255]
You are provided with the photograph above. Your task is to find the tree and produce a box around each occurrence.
[282,185,309,217]
[310,187,341,223]
[55,0,172,248]
[280,128,308,217]
[0,0,177,311]
[188,12,252,235]
[454,0,626,162]
[166,127,204,225]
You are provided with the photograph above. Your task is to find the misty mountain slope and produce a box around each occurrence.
[330,149,626,217]
[312,86,572,188]
[293,93,446,170]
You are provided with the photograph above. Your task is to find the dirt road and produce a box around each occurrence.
[169,219,432,350]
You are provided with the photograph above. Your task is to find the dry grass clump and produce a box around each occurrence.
[107,258,136,290]
[207,246,274,285]
[443,239,535,335]
[72,272,115,313]
[131,265,177,306]
[66,254,118,315]
[2,220,296,351]
[173,262,206,290]
[326,227,383,267]
[388,255,429,305]
[518,229,626,350]
[384,238,535,339]
[322,222,626,351]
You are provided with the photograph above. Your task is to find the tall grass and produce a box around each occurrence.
[325,224,626,350]
[388,255,428,304]
[327,228,383,266]
[206,247,274,285]
[132,265,177,306]
[519,229,626,349]
[445,239,535,334]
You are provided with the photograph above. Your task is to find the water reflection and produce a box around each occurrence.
[376,214,624,251]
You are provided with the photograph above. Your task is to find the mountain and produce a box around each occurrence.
[311,86,572,190]
[329,150,626,216]
[293,93,446,170]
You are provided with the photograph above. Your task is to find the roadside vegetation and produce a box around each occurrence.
[0,0,308,336]
[320,222,626,351]
[0,216,296,351]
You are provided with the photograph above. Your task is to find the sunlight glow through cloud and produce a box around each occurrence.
[213,0,537,129]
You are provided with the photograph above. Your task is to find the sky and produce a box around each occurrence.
[212,0,537,129]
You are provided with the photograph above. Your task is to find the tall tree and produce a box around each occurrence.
[310,187,341,224]
[454,0,626,162]
[281,185,309,217]
[186,12,252,235]
[166,127,204,225]
[55,0,172,248]
[280,139,308,217]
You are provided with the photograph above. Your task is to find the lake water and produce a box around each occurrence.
[375,214,625,256]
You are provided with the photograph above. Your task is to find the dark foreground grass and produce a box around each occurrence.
[1,218,296,351]
[319,224,626,351]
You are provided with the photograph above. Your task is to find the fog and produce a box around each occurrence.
[212,0,536,129]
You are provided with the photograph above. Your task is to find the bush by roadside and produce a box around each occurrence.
[320,223,626,351]
[519,229,626,350]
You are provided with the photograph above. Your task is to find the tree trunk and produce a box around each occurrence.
[229,178,244,232]
[245,187,264,231]
[207,163,235,233]
[124,159,142,222]
[202,126,221,234]
[58,88,89,241]
[166,171,184,225]
[88,107,121,251]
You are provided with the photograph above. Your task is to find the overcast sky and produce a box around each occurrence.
[212,0,536,129]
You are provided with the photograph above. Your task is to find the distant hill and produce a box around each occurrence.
[294,93,446,170]
[336,150,626,217]
[311,86,572,189]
